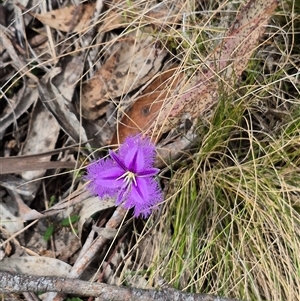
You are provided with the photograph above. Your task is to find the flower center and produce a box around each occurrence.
[117,170,137,187]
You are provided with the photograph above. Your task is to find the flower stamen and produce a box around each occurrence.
[117,170,137,186]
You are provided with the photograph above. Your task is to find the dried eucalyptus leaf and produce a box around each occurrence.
[0,257,72,277]
[21,101,60,181]
[0,27,37,82]
[0,200,24,234]
[78,196,115,238]
[9,189,44,221]
[38,56,90,147]
[34,4,95,33]
[0,87,38,140]
[112,65,181,144]
[0,175,37,198]
[81,30,167,120]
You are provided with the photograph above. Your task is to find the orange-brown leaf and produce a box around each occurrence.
[111,65,182,144]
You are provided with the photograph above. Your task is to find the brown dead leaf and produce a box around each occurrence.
[34,3,95,33]
[81,30,167,120]
[111,65,182,144]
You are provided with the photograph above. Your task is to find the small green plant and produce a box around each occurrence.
[49,195,56,207]
[61,215,80,227]
[43,225,55,242]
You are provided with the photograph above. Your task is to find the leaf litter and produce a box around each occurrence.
[2,0,298,300]
[81,29,168,121]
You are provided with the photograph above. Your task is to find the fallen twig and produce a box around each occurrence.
[0,271,243,301]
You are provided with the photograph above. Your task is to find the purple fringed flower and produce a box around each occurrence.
[86,135,163,218]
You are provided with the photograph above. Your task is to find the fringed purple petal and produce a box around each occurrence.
[96,167,125,187]
[137,167,160,177]
[118,135,156,170]
[86,157,113,182]
[86,158,124,198]
[124,145,144,172]
[130,177,146,204]
[109,150,127,170]
[123,177,163,218]
[116,184,129,206]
